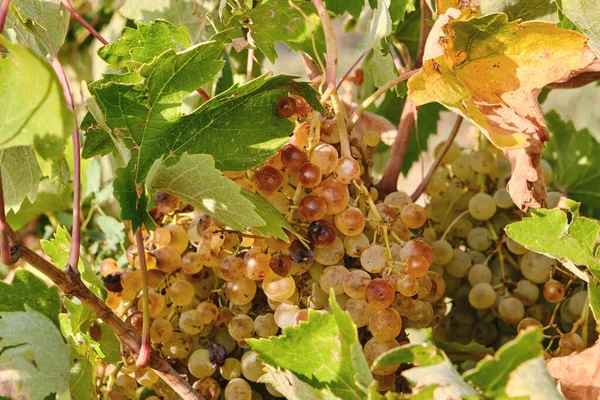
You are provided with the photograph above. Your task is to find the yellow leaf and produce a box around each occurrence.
[408,11,595,150]
[435,0,480,17]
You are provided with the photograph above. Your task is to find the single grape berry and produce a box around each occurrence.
[253,166,284,196]
[209,343,227,368]
[103,272,123,292]
[288,240,315,264]
[307,220,337,248]
[275,96,297,118]
[269,253,292,277]
[298,162,322,188]
[281,144,307,170]
[298,195,328,221]
[154,191,180,214]
[543,279,565,303]
[406,255,430,278]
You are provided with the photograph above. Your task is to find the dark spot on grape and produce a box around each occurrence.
[276,96,297,118]
[209,343,227,368]
[103,272,123,293]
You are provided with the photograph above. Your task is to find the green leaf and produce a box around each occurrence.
[389,0,416,27]
[0,146,42,213]
[365,42,397,90]
[543,111,600,217]
[40,226,105,296]
[6,178,72,230]
[248,292,374,400]
[113,166,154,232]
[147,153,264,231]
[462,328,544,397]
[373,342,444,369]
[505,207,600,280]
[260,365,344,400]
[245,0,326,63]
[119,0,217,42]
[556,0,600,54]
[0,269,60,328]
[325,0,364,18]
[240,190,296,241]
[480,0,557,21]
[7,0,69,56]
[504,358,563,400]
[0,310,70,400]
[360,0,392,50]
[97,323,121,364]
[402,360,477,398]
[98,20,192,70]
[68,343,97,400]
[0,39,72,156]
[96,215,126,252]
[435,340,494,362]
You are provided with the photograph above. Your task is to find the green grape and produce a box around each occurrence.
[426,175,447,197]
[169,280,195,306]
[453,218,473,238]
[498,297,525,324]
[150,318,173,344]
[445,249,472,278]
[179,309,204,335]
[547,191,562,208]
[434,140,462,164]
[470,149,495,174]
[469,251,486,265]
[520,251,554,284]
[567,290,588,319]
[254,313,279,337]
[493,188,514,209]
[452,154,474,181]
[426,197,450,222]
[468,264,493,286]
[467,227,493,251]
[361,245,387,273]
[513,279,540,306]
[220,358,242,380]
[241,351,265,382]
[228,314,254,341]
[432,240,453,265]
[224,378,252,400]
[541,159,554,185]
[468,193,497,220]
[468,283,497,309]
[188,349,216,378]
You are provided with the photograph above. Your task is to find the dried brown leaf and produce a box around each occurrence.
[546,340,600,400]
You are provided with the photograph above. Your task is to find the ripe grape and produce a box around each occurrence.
[274,302,300,329]
[468,283,497,309]
[469,193,497,220]
[334,156,360,183]
[396,274,419,297]
[334,208,365,236]
[115,374,137,395]
[363,130,380,147]
[310,143,339,175]
[468,263,492,286]
[169,280,195,306]
[445,249,472,278]
[307,220,337,248]
[181,252,202,274]
[384,191,412,208]
[498,297,525,324]
[179,309,204,335]
[298,162,322,187]
[254,313,279,337]
[320,265,349,295]
[360,245,387,273]
[344,233,370,258]
[343,269,371,299]
[517,317,542,332]
[288,240,315,264]
[243,249,271,280]
[224,378,252,400]
[280,144,307,170]
[369,308,402,340]
[155,246,182,273]
[240,351,265,382]
[154,192,179,214]
[400,240,434,265]
[165,224,189,253]
[276,96,297,118]
[559,332,584,355]
[269,253,292,277]
[197,301,219,324]
[220,255,245,281]
[431,240,453,265]
[121,269,142,292]
[136,367,159,387]
[567,290,588,319]
[163,331,192,359]
[228,314,254,341]
[220,358,242,380]
[407,255,430,278]
[253,166,284,196]
[312,178,350,214]
[298,195,328,221]
[141,291,165,317]
[344,298,373,327]
[543,279,565,303]
[150,318,173,343]
[193,377,220,400]
[314,236,344,265]
[100,258,119,277]
[365,278,395,310]
[364,338,401,375]
[320,119,340,144]
[547,191,562,208]
[188,349,216,378]
[104,272,123,293]
[225,278,257,305]
[367,203,396,229]
[263,274,296,302]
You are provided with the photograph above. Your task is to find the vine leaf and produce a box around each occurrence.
[0,146,42,213]
[543,111,600,218]
[0,309,70,400]
[260,365,344,400]
[325,0,364,18]
[6,0,69,57]
[403,360,478,398]
[505,203,600,320]
[248,292,375,400]
[479,0,557,21]
[556,0,600,55]
[0,269,61,329]
[373,342,444,369]
[239,190,297,241]
[0,38,73,157]
[407,11,595,210]
[239,0,326,63]
[97,20,193,70]
[505,358,563,400]
[462,328,544,397]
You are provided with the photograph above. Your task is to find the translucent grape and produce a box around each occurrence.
[193,377,220,400]
[361,245,387,273]
[225,278,257,305]
[224,378,252,400]
[567,290,588,319]
[269,253,292,277]
[220,255,245,282]
[400,240,434,265]
[309,143,339,175]
[274,303,300,329]
[263,274,296,302]
[471,149,495,174]
[365,278,395,310]
[154,192,179,214]
[163,331,192,359]
[253,166,284,196]
[383,191,412,208]
[468,283,497,309]
[314,236,344,265]
[298,195,328,222]
[121,269,142,292]
[240,351,265,382]
[369,307,402,340]
[281,144,307,170]
[307,220,337,248]
[400,203,428,229]
[220,358,242,380]
[407,255,430,278]
[150,318,173,344]
[334,208,365,236]
[506,237,527,255]
[254,313,279,337]
[344,233,370,258]
[543,279,565,303]
[320,119,340,144]
[179,309,204,335]
[452,154,474,181]
[298,162,322,188]
[343,269,371,299]
[312,178,350,214]
[169,280,195,306]
[334,155,360,184]
[559,332,584,355]
[396,274,419,297]
[228,314,254,341]
[165,224,189,253]
[243,249,271,280]
[434,140,462,164]
[364,338,401,375]
[547,191,562,208]
[363,130,381,147]
[100,258,119,277]
[320,265,349,295]
[431,240,453,265]
[517,317,542,332]
[275,96,297,118]
[155,245,182,274]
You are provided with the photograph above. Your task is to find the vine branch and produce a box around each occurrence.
[411,115,463,201]
[61,0,108,45]
[0,0,10,34]
[50,57,81,274]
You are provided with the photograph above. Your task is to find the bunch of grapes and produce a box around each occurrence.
[99,95,448,398]
[422,138,593,357]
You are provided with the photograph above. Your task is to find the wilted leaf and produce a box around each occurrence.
[546,340,600,400]
[0,269,60,328]
[462,328,544,397]
[248,292,374,400]
[0,310,70,400]
[0,38,73,156]
[407,11,595,210]
[556,0,600,55]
